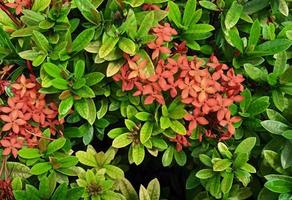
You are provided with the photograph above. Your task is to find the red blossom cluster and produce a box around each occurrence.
[5,0,31,15]
[0,75,63,157]
[113,23,245,150]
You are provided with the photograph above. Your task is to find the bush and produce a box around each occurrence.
[0,0,291,199]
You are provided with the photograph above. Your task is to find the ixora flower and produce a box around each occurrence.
[0,74,63,157]
[5,0,31,15]
[113,23,245,144]
[0,137,22,158]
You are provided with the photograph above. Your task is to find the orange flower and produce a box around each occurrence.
[0,138,22,158]
[0,113,26,133]
[12,74,35,97]
[5,0,31,15]
[219,111,241,134]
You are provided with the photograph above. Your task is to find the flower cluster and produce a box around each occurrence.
[113,23,245,147]
[0,75,63,157]
[5,0,31,15]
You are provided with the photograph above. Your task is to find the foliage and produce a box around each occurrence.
[0,0,291,199]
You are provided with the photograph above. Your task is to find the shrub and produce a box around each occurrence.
[0,0,291,199]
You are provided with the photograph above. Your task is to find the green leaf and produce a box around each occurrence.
[234,153,249,168]
[108,128,128,139]
[51,78,69,90]
[186,24,215,33]
[170,120,186,135]
[135,112,151,121]
[221,172,234,194]
[241,163,256,173]
[199,1,219,11]
[274,51,287,77]
[240,89,252,112]
[162,146,174,167]
[99,34,119,58]
[251,39,292,56]
[84,72,104,86]
[125,0,144,7]
[132,143,145,165]
[174,150,187,166]
[51,183,67,200]
[279,0,289,17]
[183,0,196,27]
[76,151,98,167]
[7,162,31,178]
[168,1,182,27]
[32,30,49,52]
[225,1,243,29]
[218,143,232,159]
[243,0,269,14]
[75,98,89,121]
[261,120,289,135]
[42,63,63,79]
[196,169,214,179]
[235,137,256,154]
[32,0,51,12]
[213,159,232,171]
[140,122,153,144]
[18,148,41,159]
[281,144,292,169]
[272,90,287,112]
[137,11,154,37]
[247,19,261,52]
[265,179,292,193]
[235,169,251,187]
[119,178,139,200]
[136,50,155,78]
[104,165,124,179]
[31,162,52,175]
[199,154,212,167]
[97,98,108,119]
[210,175,221,197]
[247,96,270,116]
[118,37,136,55]
[160,116,172,129]
[46,137,66,155]
[283,130,292,139]
[228,27,243,53]
[59,96,74,116]
[74,86,95,98]
[19,50,40,61]
[75,0,101,24]
[107,60,125,77]
[11,177,22,190]
[72,28,95,53]
[112,133,132,148]
[139,186,151,200]
[244,64,264,81]
[147,178,160,200]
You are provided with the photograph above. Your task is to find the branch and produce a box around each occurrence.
[0,2,22,27]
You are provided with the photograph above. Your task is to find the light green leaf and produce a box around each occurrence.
[46,137,66,155]
[140,122,153,144]
[112,133,132,148]
[225,1,243,29]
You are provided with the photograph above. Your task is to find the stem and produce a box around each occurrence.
[0,2,22,27]
[26,60,35,75]
[25,129,54,141]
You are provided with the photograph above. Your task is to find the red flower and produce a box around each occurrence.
[0,137,22,158]
[184,108,208,134]
[12,74,35,97]
[147,40,171,60]
[5,0,31,15]
[219,111,241,134]
[0,113,26,134]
